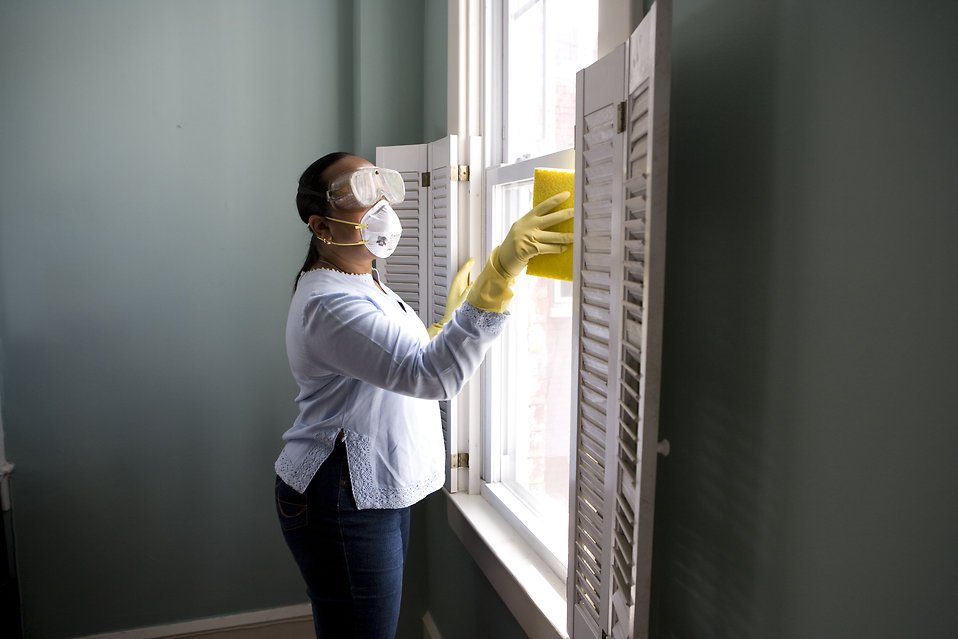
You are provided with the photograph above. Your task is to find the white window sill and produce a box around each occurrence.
[445,490,568,639]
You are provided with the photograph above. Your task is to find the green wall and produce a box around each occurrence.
[423,0,449,143]
[651,1,958,638]
[354,0,424,160]
[0,1,428,637]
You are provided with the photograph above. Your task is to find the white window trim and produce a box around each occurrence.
[447,491,567,639]
[443,2,636,639]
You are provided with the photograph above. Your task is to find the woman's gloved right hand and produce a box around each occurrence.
[427,257,475,339]
[496,191,574,278]
[466,192,574,313]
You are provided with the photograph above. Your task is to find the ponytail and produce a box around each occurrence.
[293,234,323,292]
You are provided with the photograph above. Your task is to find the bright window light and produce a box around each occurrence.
[487,173,574,569]
[505,0,599,163]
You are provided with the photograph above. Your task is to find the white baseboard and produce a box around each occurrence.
[422,611,442,639]
[74,604,314,639]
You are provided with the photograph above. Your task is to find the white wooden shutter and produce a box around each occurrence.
[377,136,463,493]
[425,136,462,492]
[568,2,671,638]
[568,40,628,639]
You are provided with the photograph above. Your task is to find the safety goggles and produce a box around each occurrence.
[326,167,405,210]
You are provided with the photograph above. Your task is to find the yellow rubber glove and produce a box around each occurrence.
[427,257,476,339]
[466,192,574,313]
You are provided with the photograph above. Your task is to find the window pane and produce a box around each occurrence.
[491,178,572,554]
[505,0,598,163]
[507,270,573,523]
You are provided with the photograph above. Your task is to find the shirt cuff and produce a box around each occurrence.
[458,301,510,336]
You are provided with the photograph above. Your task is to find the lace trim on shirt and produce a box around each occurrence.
[306,267,373,280]
[459,301,509,335]
[345,433,444,509]
[274,434,339,493]
[316,267,368,278]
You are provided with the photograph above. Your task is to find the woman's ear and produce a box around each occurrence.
[308,215,331,241]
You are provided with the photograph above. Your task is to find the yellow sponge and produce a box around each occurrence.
[527,168,575,281]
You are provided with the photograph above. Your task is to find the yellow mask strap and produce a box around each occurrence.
[324,216,368,230]
[318,237,368,247]
[315,216,368,247]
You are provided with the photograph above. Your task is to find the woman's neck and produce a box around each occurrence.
[316,253,372,275]
[315,254,384,293]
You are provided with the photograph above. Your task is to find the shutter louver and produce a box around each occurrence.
[388,170,427,317]
[576,102,618,635]
[609,75,650,639]
[430,163,452,327]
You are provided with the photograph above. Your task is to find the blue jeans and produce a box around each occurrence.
[276,439,411,639]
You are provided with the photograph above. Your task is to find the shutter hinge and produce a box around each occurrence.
[421,171,431,187]
[616,101,626,133]
[454,165,470,182]
[451,452,469,469]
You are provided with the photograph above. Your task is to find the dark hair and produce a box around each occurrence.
[293,152,353,291]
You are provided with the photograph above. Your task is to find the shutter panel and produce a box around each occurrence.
[378,137,465,493]
[376,144,429,322]
[621,2,671,636]
[425,135,462,493]
[568,2,671,638]
[568,41,627,639]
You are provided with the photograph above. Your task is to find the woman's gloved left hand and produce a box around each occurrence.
[427,257,476,339]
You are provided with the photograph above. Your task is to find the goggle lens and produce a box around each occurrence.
[329,167,405,209]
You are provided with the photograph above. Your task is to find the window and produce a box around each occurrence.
[499,0,599,163]
[377,2,672,638]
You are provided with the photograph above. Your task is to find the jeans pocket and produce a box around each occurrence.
[275,477,308,532]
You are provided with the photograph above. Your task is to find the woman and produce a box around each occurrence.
[274,152,571,638]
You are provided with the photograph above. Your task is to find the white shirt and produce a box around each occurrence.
[275,267,507,509]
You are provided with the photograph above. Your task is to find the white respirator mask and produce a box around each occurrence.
[322,200,403,259]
